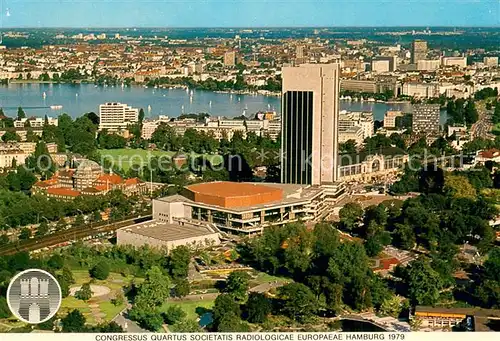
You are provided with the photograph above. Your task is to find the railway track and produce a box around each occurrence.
[0,215,152,256]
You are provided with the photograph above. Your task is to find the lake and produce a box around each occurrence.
[0,83,427,121]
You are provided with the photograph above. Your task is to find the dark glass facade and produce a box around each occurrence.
[282,90,313,185]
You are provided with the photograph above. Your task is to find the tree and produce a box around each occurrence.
[36,221,50,237]
[128,305,164,331]
[245,292,271,323]
[0,297,10,318]
[97,322,124,333]
[37,317,55,331]
[61,309,86,332]
[213,294,241,328]
[19,228,32,240]
[17,107,26,120]
[75,282,93,301]
[90,261,110,280]
[47,254,64,269]
[483,248,500,282]
[340,140,357,154]
[172,278,190,298]
[139,108,145,122]
[278,283,318,322]
[444,174,477,199]
[162,305,186,325]
[135,266,170,307]
[339,202,363,231]
[379,295,403,318]
[225,270,250,302]
[171,318,202,333]
[168,245,191,280]
[399,258,443,306]
[61,266,75,284]
[1,130,20,142]
[111,290,125,306]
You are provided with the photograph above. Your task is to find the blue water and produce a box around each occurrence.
[198,312,213,327]
[0,83,430,121]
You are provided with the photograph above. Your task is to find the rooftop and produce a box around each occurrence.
[120,220,217,242]
[186,181,282,198]
[158,182,325,213]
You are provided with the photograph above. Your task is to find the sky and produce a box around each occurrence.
[0,0,498,28]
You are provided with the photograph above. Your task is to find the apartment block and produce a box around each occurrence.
[412,104,440,135]
[99,102,139,131]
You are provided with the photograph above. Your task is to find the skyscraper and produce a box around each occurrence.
[411,40,428,64]
[281,64,340,185]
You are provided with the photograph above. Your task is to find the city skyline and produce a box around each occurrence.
[0,0,498,28]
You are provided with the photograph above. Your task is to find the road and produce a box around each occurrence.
[471,102,494,140]
[0,214,152,256]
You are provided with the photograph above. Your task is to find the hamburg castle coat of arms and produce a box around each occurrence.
[7,269,62,324]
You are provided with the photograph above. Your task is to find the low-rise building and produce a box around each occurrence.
[0,143,28,168]
[117,219,221,252]
[13,117,58,128]
[442,56,467,68]
[151,181,329,234]
[417,59,441,71]
[339,111,374,141]
[340,79,377,93]
[338,147,408,182]
[483,56,498,67]
[32,159,147,199]
[402,83,439,98]
[413,306,500,331]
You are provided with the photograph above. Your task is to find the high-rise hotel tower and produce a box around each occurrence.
[281,64,340,186]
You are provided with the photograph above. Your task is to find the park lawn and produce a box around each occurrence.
[99,301,126,321]
[160,299,215,320]
[252,271,290,285]
[98,148,223,171]
[70,270,137,291]
[59,296,95,325]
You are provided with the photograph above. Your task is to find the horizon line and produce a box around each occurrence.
[1,25,500,30]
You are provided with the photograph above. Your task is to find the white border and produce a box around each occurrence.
[6,268,62,324]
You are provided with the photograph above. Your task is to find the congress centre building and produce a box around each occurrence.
[117,181,331,250]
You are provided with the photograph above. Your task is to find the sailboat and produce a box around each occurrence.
[181,105,185,114]
[42,92,46,99]
[185,88,189,94]
[148,105,152,112]
[209,100,212,108]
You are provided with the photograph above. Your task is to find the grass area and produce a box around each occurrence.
[59,296,95,325]
[253,272,290,284]
[160,299,215,320]
[98,148,222,171]
[492,123,500,134]
[58,270,137,325]
[99,301,126,321]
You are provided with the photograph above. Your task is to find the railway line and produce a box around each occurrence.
[0,214,152,256]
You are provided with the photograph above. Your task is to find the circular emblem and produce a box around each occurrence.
[6,269,62,324]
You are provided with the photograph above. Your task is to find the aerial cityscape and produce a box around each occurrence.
[0,0,499,336]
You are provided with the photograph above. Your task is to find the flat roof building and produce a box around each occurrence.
[99,102,139,131]
[117,220,220,251]
[411,40,428,64]
[412,104,441,136]
[153,181,329,234]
